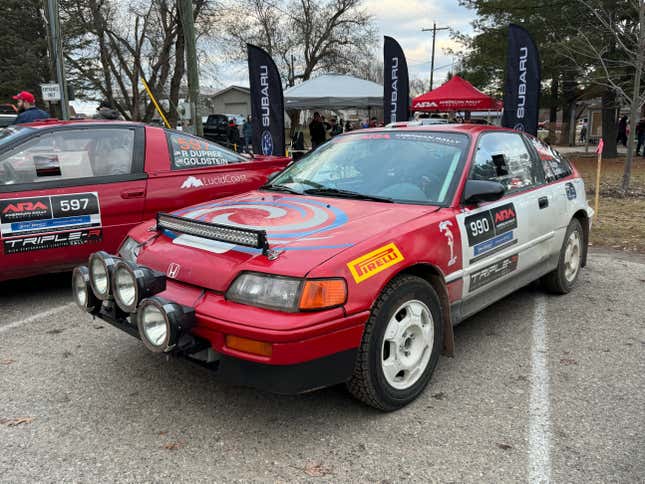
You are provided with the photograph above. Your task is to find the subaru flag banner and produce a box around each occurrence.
[247,44,285,156]
[383,36,410,124]
[502,24,540,136]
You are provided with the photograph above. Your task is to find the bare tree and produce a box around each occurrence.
[222,0,377,86]
[564,0,645,192]
[60,0,215,125]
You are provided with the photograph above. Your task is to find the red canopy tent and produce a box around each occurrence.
[411,75,501,112]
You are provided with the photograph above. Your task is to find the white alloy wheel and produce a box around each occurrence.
[381,299,434,390]
[564,230,581,283]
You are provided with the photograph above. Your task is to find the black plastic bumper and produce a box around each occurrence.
[93,308,357,395]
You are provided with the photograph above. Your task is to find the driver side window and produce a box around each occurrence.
[0,128,135,185]
[471,132,543,194]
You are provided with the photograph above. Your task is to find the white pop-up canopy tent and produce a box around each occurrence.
[284,74,383,110]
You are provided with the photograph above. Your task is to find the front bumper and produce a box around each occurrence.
[93,303,362,394]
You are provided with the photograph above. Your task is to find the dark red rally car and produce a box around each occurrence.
[73,125,593,410]
[0,120,290,281]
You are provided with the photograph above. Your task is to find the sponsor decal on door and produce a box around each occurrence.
[464,202,518,263]
[1,192,102,253]
[469,254,519,291]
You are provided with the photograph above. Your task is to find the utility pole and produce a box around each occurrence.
[421,23,449,91]
[179,0,202,136]
[44,0,69,119]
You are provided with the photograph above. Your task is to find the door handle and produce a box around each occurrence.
[538,196,549,209]
[121,189,145,199]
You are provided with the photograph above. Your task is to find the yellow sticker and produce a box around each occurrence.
[347,243,404,283]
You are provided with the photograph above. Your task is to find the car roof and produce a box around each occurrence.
[19,119,145,129]
[349,123,519,137]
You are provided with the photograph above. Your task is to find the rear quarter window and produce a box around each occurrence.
[527,136,573,181]
[166,131,245,170]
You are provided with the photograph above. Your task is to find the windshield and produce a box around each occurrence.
[0,126,34,148]
[269,131,469,204]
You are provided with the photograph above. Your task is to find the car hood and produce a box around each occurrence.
[136,190,437,292]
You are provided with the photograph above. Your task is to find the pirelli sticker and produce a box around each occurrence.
[347,243,404,283]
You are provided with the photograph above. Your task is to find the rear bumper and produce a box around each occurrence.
[94,305,363,394]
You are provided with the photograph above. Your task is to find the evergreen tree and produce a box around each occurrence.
[0,0,50,104]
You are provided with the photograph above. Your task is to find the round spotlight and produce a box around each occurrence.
[112,261,166,313]
[88,251,120,300]
[136,297,195,353]
[72,266,101,314]
[113,263,137,312]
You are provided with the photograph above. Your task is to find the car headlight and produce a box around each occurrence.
[112,260,166,313]
[88,251,121,300]
[136,297,195,353]
[118,236,141,263]
[72,266,101,314]
[226,273,347,312]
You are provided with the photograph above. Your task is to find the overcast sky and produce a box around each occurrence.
[365,0,474,83]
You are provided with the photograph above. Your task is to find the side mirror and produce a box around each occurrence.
[463,179,505,205]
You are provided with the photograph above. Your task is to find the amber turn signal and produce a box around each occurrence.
[225,334,273,357]
[298,279,347,310]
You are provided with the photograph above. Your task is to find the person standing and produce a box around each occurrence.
[226,119,241,152]
[329,117,342,137]
[309,112,326,149]
[636,118,645,156]
[242,115,253,153]
[617,115,628,147]
[10,91,50,124]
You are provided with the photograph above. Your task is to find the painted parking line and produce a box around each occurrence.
[0,303,75,334]
[528,294,551,483]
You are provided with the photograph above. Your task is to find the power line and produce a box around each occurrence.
[421,23,450,90]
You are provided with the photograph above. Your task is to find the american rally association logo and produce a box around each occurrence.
[347,243,404,284]
[261,130,274,155]
[170,196,349,251]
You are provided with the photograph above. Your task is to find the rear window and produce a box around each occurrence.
[166,130,245,170]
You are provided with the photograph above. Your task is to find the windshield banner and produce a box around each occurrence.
[383,36,410,125]
[502,24,540,136]
[247,44,285,156]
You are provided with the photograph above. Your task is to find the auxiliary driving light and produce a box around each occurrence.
[111,261,166,313]
[88,251,121,300]
[136,297,195,353]
[72,266,101,314]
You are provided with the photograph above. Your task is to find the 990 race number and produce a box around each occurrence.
[464,211,494,245]
[470,218,490,237]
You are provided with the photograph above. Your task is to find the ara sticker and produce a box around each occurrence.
[347,243,404,283]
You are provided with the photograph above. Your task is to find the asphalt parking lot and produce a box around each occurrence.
[1,249,643,483]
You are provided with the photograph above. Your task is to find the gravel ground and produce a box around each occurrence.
[0,250,643,483]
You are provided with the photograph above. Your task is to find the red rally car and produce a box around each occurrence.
[73,125,593,410]
[0,120,290,281]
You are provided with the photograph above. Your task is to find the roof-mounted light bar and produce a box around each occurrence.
[156,213,270,255]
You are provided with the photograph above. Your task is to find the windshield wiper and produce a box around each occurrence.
[303,187,394,203]
[260,183,302,194]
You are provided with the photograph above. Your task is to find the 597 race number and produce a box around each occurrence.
[51,193,99,218]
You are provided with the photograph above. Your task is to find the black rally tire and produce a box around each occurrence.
[346,275,443,411]
[541,218,584,294]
